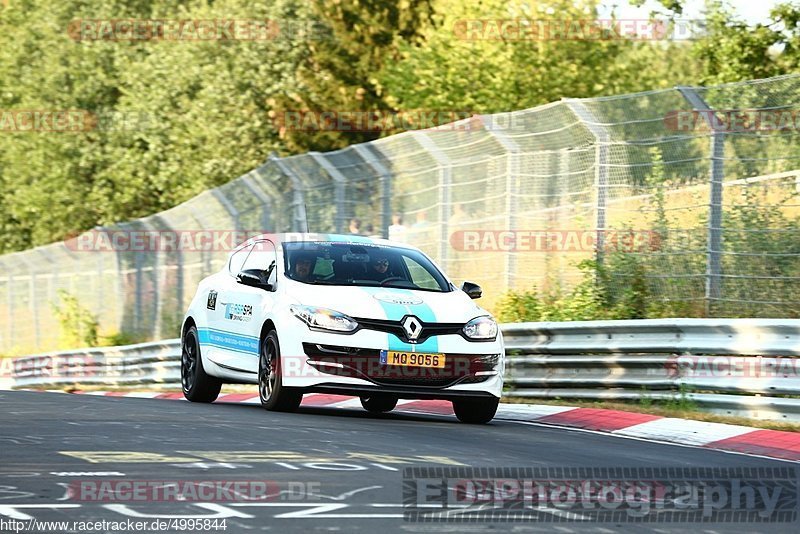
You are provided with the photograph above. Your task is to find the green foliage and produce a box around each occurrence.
[638,386,653,409]
[494,288,542,322]
[380,0,697,114]
[497,148,800,321]
[52,290,99,348]
[691,1,800,85]
[663,383,698,411]
[496,260,640,322]
[100,331,146,347]
[274,0,435,153]
[633,0,800,85]
[2,0,800,255]
[719,185,800,316]
[636,383,697,411]
[630,0,684,14]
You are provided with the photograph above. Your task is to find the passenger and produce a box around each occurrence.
[291,254,315,281]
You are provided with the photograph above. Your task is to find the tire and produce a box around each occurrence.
[259,330,303,412]
[360,395,398,413]
[452,397,499,424]
[182,326,222,403]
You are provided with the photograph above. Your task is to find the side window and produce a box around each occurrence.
[242,240,278,282]
[228,244,253,275]
[403,256,439,290]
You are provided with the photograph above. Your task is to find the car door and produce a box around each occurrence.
[199,243,253,369]
[215,239,278,374]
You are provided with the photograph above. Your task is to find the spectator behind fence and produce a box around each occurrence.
[364,223,382,239]
[388,213,407,242]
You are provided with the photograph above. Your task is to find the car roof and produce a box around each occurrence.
[233,233,421,254]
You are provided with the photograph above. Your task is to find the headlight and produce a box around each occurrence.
[290,305,359,333]
[462,316,498,340]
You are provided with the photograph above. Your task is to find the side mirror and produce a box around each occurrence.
[461,281,482,299]
[237,269,274,291]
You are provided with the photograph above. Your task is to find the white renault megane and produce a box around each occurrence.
[181,233,504,423]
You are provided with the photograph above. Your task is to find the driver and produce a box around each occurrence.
[365,254,393,282]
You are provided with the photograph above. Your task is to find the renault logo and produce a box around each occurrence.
[402,316,423,342]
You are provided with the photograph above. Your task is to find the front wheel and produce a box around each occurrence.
[452,397,499,424]
[360,395,398,413]
[182,326,222,403]
[259,330,303,412]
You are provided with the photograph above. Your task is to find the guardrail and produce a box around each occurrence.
[2,339,181,391]
[4,319,800,421]
[503,319,800,421]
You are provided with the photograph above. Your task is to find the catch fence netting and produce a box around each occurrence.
[1,74,799,353]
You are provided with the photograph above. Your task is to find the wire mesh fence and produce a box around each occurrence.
[1,74,799,353]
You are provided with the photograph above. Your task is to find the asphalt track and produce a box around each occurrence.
[0,389,797,533]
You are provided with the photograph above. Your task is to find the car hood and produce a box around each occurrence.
[284,282,488,323]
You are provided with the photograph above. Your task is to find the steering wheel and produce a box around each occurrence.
[379,276,406,286]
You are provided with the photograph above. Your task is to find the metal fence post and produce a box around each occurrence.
[564,99,610,265]
[18,255,40,349]
[269,153,308,232]
[484,117,521,290]
[678,86,724,315]
[413,131,451,269]
[133,240,143,336]
[0,258,11,352]
[354,145,393,238]
[310,153,347,234]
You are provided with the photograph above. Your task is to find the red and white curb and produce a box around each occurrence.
[35,390,800,462]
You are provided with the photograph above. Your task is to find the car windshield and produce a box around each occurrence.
[282,242,452,292]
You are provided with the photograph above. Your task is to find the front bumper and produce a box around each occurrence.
[278,323,505,398]
[305,383,499,401]
[302,343,499,388]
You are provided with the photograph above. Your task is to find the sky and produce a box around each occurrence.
[601,0,787,24]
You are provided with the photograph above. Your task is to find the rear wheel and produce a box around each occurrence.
[259,330,303,412]
[182,326,222,403]
[360,395,398,413]
[452,397,499,424]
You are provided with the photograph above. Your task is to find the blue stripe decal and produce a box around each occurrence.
[358,287,439,353]
[204,327,258,339]
[198,328,259,355]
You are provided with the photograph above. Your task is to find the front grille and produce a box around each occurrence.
[303,343,498,388]
[353,317,464,344]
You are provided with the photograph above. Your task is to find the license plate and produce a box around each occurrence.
[380,350,445,368]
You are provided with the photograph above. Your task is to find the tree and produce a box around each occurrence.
[378,0,697,115]
[272,0,436,154]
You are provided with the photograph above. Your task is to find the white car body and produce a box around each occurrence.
[181,233,504,410]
